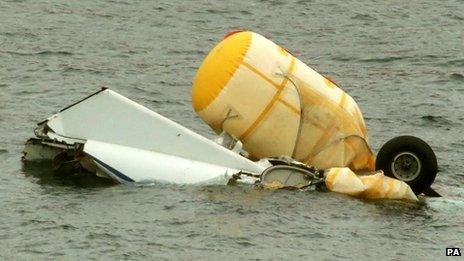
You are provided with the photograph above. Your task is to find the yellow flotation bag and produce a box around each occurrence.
[325,168,418,201]
[192,31,375,171]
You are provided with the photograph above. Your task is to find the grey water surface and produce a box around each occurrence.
[1,0,463,260]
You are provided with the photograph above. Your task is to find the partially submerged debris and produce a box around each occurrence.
[325,168,418,201]
[22,31,441,201]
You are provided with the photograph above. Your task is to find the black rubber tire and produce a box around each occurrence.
[376,135,438,195]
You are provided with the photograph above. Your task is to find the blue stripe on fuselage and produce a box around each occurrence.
[89,155,135,183]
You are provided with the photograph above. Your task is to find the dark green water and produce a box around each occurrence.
[1,0,463,260]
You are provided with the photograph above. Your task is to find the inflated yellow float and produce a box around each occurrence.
[192,31,375,171]
[324,167,418,201]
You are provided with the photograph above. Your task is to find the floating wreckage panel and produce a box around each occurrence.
[24,88,264,185]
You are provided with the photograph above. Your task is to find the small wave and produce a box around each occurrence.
[332,57,355,62]
[260,0,284,6]
[422,54,451,59]
[4,50,73,56]
[205,9,229,14]
[443,59,464,67]
[163,205,175,210]
[25,219,56,225]
[236,241,254,247]
[450,141,464,149]
[16,89,51,95]
[106,0,131,5]
[151,99,185,106]
[450,73,464,82]
[296,0,312,4]
[420,115,454,126]
[62,66,103,74]
[351,13,377,21]
[1,31,38,38]
[359,56,412,63]
[446,14,464,21]
[169,220,192,226]
[92,12,113,18]
[86,232,121,239]
[158,79,182,87]
[134,86,161,95]
[59,224,78,230]
[167,49,194,55]
[186,233,201,239]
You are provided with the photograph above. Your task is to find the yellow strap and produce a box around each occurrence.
[239,57,297,141]
[278,98,300,114]
[242,62,280,89]
[242,62,299,114]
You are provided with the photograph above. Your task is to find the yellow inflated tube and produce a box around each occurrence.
[325,168,418,201]
[192,31,375,171]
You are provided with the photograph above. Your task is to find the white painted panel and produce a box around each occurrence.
[84,140,241,184]
[45,89,263,173]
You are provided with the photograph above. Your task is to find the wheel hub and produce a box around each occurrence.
[391,152,421,182]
